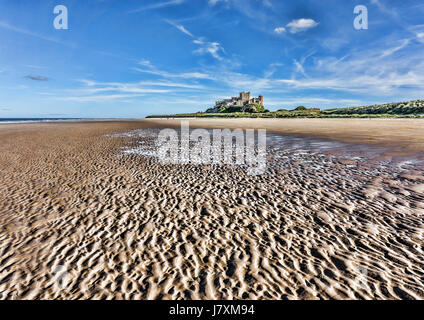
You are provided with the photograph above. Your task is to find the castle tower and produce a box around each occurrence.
[239,92,245,101]
[239,91,251,103]
[259,95,263,106]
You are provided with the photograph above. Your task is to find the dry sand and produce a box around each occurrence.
[0,119,424,300]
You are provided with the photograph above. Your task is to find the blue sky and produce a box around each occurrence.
[0,0,423,118]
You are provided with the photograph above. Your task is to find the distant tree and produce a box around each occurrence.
[294,106,307,111]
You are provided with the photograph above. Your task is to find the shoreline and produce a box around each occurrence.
[2,118,424,156]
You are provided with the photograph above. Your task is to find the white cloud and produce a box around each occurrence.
[165,20,193,37]
[274,27,286,34]
[276,67,424,95]
[264,35,424,98]
[163,20,229,61]
[262,0,273,8]
[164,19,229,62]
[193,38,224,60]
[417,32,424,43]
[264,62,283,78]
[208,0,227,6]
[276,71,424,95]
[293,60,306,77]
[291,51,314,78]
[137,59,154,68]
[286,19,319,34]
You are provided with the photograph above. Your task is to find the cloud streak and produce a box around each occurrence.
[129,0,184,13]
[56,94,146,103]
[380,39,411,57]
[133,60,212,80]
[163,20,226,60]
[0,21,73,46]
[165,20,194,37]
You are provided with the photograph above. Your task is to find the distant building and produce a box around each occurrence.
[215,92,264,108]
[308,108,321,111]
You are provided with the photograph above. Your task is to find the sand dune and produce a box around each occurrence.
[0,120,424,300]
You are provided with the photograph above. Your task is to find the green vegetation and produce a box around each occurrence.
[329,100,424,115]
[206,103,268,114]
[146,99,424,119]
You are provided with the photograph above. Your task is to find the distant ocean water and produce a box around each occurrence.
[0,118,98,124]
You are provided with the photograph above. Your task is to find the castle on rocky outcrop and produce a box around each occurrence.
[215,92,264,108]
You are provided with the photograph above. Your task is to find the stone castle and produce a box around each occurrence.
[215,92,264,108]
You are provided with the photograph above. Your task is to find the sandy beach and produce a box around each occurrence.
[1,119,424,300]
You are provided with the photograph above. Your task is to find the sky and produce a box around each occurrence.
[0,0,423,118]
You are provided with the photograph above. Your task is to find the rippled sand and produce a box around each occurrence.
[0,120,424,300]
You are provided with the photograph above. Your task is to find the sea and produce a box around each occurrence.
[0,118,102,124]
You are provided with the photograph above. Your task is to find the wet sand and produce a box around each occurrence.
[0,119,424,300]
[144,118,424,155]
